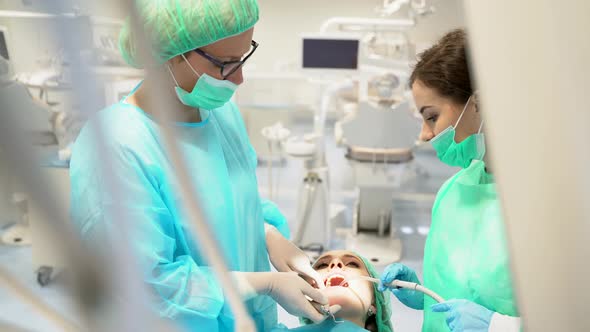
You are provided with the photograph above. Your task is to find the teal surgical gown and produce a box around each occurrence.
[70,91,285,331]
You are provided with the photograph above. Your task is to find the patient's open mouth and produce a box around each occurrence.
[324,274,350,287]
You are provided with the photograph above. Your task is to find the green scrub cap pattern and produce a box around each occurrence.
[301,253,393,332]
[119,0,259,68]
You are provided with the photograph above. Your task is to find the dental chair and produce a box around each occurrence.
[335,99,421,266]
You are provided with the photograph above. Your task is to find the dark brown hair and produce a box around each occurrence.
[409,28,473,105]
[365,314,377,332]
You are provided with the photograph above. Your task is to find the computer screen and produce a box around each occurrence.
[302,38,359,69]
[0,30,9,60]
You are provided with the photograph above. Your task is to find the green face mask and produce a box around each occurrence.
[430,96,486,168]
[167,55,238,110]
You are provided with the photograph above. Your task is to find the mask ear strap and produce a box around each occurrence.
[181,53,201,77]
[454,95,473,128]
[478,120,485,134]
[166,64,181,87]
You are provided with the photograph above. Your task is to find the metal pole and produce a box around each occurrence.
[464,0,590,330]
[120,0,256,330]
[0,2,167,331]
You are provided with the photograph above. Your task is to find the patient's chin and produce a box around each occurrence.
[323,288,364,310]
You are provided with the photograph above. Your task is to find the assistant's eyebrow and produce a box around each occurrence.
[419,105,433,114]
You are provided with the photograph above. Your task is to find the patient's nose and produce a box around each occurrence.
[329,259,344,269]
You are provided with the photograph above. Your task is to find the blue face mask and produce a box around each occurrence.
[430,96,486,168]
[167,54,238,110]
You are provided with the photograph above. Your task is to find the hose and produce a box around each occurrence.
[293,179,318,246]
[354,276,445,303]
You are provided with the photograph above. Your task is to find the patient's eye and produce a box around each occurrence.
[315,262,328,269]
[346,261,360,268]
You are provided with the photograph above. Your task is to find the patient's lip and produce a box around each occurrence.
[324,272,350,287]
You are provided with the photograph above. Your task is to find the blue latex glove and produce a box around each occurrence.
[431,299,494,332]
[379,263,424,310]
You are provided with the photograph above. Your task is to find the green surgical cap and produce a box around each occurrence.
[301,253,393,332]
[361,255,393,332]
[119,0,259,68]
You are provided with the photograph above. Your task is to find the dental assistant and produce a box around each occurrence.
[69,0,328,331]
[380,29,521,332]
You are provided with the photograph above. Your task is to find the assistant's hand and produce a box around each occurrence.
[379,263,424,310]
[431,299,494,332]
[265,224,324,289]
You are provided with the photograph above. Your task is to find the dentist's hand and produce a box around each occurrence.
[431,299,493,332]
[236,271,331,322]
[379,263,424,310]
[265,224,325,290]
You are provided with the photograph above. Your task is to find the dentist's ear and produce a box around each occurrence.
[473,90,480,112]
[169,53,185,66]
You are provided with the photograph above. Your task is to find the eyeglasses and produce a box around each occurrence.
[194,40,258,80]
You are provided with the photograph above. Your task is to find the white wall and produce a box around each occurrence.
[0,0,125,74]
[0,0,125,17]
[0,0,464,74]
[0,157,18,227]
[249,0,465,72]
[0,18,59,74]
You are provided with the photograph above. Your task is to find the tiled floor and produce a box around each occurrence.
[0,245,78,332]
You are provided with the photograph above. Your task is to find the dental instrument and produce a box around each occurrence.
[350,275,445,303]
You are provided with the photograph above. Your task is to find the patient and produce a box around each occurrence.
[273,250,393,332]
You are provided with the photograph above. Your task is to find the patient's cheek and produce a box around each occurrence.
[322,288,359,308]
